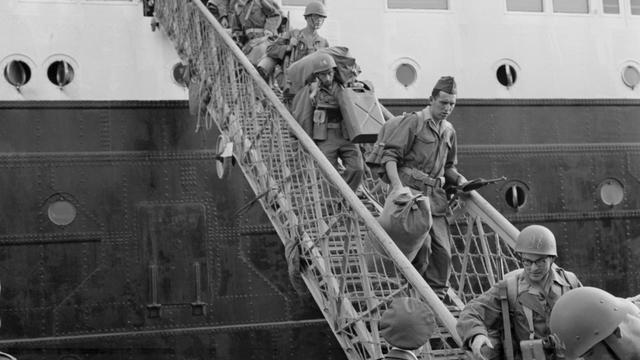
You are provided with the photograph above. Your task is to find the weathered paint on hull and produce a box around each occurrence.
[0,101,346,360]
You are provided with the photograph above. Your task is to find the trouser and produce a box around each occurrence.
[411,215,452,298]
[316,128,364,191]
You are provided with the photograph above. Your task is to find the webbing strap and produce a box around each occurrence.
[523,306,535,340]
[499,285,515,360]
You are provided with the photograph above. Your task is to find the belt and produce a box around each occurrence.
[245,28,266,36]
[399,167,445,190]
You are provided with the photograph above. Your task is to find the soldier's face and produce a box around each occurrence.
[429,91,456,121]
[520,254,552,283]
[305,14,325,30]
[315,69,334,87]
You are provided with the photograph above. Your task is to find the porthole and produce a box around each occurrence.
[598,178,624,206]
[496,63,517,87]
[47,60,75,88]
[395,63,417,87]
[621,64,640,89]
[3,60,31,88]
[503,181,528,209]
[172,62,189,87]
[47,200,77,226]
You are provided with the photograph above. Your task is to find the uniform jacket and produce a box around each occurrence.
[380,108,460,185]
[378,108,462,215]
[231,0,282,34]
[291,81,341,137]
[208,0,232,19]
[456,264,582,354]
[267,28,330,62]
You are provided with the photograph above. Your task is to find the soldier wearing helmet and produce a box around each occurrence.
[225,0,283,66]
[258,1,330,81]
[550,287,640,360]
[456,224,582,360]
[291,52,364,191]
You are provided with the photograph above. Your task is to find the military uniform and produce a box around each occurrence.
[457,265,581,360]
[230,0,282,39]
[292,77,364,191]
[267,28,330,64]
[258,27,329,82]
[206,0,232,23]
[379,107,462,297]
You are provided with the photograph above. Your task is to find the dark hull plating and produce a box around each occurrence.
[0,101,344,359]
[1,98,639,358]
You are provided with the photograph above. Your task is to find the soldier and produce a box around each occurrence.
[205,0,231,27]
[229,0,282,50]
[550,287,640,360]
[291,53,364,191]
[379,297,437,360]
[257,1,330,80]
[375,76,466,298]
[456,225,582,360]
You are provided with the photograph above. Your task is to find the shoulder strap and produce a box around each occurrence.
[498,281,515,360]
[504,269,523,307]
[560,269,581,289]
[414,110,426,136]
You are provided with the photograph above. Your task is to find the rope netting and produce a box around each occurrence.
[153,1,522,359]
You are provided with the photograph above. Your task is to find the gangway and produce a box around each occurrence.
[152,1,523,358]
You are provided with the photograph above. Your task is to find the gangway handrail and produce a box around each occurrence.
[184,0,462,345]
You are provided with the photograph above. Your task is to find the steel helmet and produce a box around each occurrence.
[515,225,557,256]
[311,53,336,74]
[304,1,327,17]
[550,287,628,359]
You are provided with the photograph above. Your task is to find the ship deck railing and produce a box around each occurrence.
[152,1,523,359]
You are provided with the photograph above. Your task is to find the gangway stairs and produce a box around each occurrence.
[152,1,524,359]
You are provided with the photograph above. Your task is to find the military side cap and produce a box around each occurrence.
[379,297,437,350]
[433,76,457,94]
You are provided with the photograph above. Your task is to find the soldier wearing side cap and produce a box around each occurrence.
[379,297,437,360]
[376,76,467,299]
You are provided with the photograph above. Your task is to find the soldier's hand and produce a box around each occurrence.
[220,16,229,28]
[389,182,404,194]
[457,175,468,187]
[470,334,493,360]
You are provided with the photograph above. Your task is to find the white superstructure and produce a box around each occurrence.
[0,0,186,100]
[2,0,640,100]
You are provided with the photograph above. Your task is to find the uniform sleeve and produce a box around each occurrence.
[380,116,416,166]
[291,85,315,136]
[444,125,462,184]
[213,0,230,18]
[261,0,282,34]
[265,30,294,60]
[456,285,505,348]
